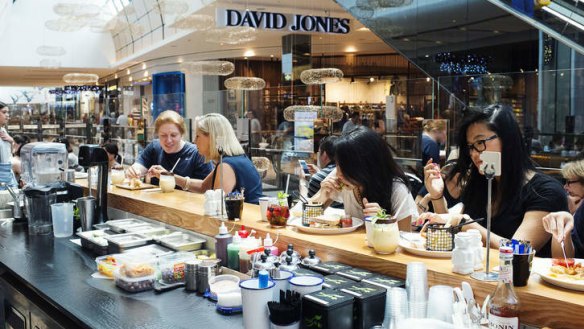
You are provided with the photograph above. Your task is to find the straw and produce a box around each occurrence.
[285,174,291,195]
[170,157,181,173]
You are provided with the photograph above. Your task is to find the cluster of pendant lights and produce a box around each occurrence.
[350,0,413,19]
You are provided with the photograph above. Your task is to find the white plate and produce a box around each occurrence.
[288,217,363,235]
[399,232,452,258]
[532,258,584,292]
[75,172,88,179]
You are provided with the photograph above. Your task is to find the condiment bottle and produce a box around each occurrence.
[263,233,279,256]
[238,225,250,238]
[451,232,474,275]
[215,222,233,267]
[239,237,260,275]
[301,250,320,267]
[279,256,298,272]
[227,234,242,271]
[488,246,520,329]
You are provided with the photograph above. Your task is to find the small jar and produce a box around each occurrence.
[452,232,475,275]
[184,260,200,291]
[159,172,176,193]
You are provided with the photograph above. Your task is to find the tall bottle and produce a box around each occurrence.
[227,234,242,271]
[488,246,520,329]
[215,222,232,267]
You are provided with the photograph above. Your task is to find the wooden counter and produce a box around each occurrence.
[98,182,583,329]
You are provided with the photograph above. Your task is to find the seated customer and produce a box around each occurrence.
[11,134,29,185]
[54,136,82,172]
[127,110,212,187]
[182,113,262,204]
[312,126,418,231]
[417,105,567,257]
[542,159,584,258]
[103,142,122,169]
[306,135,338,198]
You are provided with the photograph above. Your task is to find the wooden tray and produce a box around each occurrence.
[115,183,157,190]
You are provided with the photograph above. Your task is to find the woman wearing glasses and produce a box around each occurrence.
[418,105,567,257]
[542,159,584,258]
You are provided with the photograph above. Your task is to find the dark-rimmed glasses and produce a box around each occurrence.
[467,135,498,153]
[565,179,581,186]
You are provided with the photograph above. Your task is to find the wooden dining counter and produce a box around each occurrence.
[99,182,583,329]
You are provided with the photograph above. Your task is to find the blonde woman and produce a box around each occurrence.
[184,113,262,204]
[422,119,447,165]
[542,159,584,258]
[127,110,212,188]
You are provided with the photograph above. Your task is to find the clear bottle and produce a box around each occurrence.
[488,246,520,329]
[214,222,233,268]
[227,234,242,271]
[263,233,279,256]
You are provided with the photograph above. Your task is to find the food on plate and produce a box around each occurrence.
[311,214,341,226]
[130,178,142,188]
[549,259,583,280]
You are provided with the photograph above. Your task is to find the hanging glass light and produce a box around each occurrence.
[36,46,66,57]
[300,68,344,85]
[45,17,88,32]
[180,61,235,76]
[205,27,257,45]
[284,105,344,122]
[170,14,214,30]
[370,0,413,7]
[156,0,189,15]
[53,3,100,17]
[63,73,99,85]
[40,59,61,69]
[350,0,374,19]
[224,77,266,90]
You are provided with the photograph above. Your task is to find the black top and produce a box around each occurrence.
[422,134,440,165]
[466,172,568,257]
[0,223,242,329]
[572,204,584,258]
[217,155,262,204]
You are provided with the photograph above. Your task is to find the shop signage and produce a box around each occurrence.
[218,8,350,34]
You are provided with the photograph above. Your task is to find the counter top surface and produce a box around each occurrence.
[101,182,584,329]
[0,222,242,329]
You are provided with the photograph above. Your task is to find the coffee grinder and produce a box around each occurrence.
[78,144,109,224]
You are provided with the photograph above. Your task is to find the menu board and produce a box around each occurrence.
[294,111,317,152]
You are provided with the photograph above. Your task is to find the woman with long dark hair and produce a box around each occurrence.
[418,105,567,256]
[313,126,418,230]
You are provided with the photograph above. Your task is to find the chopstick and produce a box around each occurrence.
[560,240,571,270]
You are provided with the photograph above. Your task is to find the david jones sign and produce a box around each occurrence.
[218,8,351,34]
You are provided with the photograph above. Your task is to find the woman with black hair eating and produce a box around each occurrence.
[417,105,567,257]
[312,126,418,231]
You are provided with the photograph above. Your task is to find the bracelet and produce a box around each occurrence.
[430,195,443,200]
[183,177,190,191]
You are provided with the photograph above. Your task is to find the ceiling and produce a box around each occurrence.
[0,0,396,87]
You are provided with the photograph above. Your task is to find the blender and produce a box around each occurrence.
[78,144,109,224]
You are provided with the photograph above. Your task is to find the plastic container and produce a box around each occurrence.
[95,254,121,278]
[114,255,157,292]
[114,268,156,292]
[158,252,197,284]
[263,233,279,256]
[208,274,240,300]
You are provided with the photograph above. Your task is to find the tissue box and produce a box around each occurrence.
[301,288,354,329]
[340,282,386,329]
[322,274,357,290]
[308,262,351,275]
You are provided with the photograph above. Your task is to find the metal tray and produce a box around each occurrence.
[125,244,174,258]
[106,219,147,233]
[77,230,110,255]
[124,224,169,236]
[159,233,206,251]
[104,233,151,253]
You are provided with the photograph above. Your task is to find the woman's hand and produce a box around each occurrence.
[542,211,574,243]
[414,212,465,227]
[307,164,319,175]
[147,165,167,180]
[321,174,343,195]
[424,159,444,199]
[0,131,13,144]
[362,198,381,217]
[126,164,145,179]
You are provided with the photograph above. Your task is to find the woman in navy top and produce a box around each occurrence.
[184,113,262,204]
[127,110,212,188]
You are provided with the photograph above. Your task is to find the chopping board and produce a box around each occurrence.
[114,183,157,190]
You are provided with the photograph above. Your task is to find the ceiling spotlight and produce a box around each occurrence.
[369,77,375,82]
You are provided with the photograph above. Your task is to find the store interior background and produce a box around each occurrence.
[1,0,583,190]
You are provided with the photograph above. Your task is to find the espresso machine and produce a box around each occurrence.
[78,144,109,224]
[20,142,83,234]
